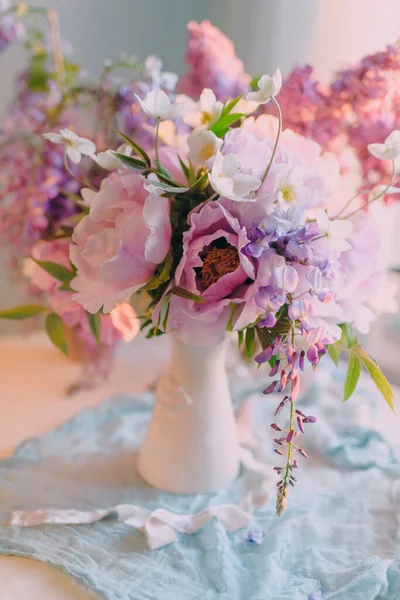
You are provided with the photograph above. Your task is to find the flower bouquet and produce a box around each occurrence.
[0,13,398,511]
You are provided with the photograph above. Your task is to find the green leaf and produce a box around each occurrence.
[226,303,237,332]
[116,130,151,167]
[356,346,396,413]
[145,179,190,194]
[171,286,205,303]
[87,312,102,346]
[111,151,147,171]
[45,313,67,356]
[238,330,244,349]
[141,253,173,292]
[328,341,342,367]
[156,294,171,331]
[341,323,357,348]
[211,112,245,137]
[33,259,74,284]
[222,95,243,116]
[245,327,255,359]
[0,304,48,320]
[178,155,192,184]
[250,76,260,91]
[343,353,361,401]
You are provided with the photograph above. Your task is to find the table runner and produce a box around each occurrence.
[1,367,400,599]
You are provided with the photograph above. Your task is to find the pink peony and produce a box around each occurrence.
[70,171,172,314]
[179,20,250,100]
[162,200,255,345]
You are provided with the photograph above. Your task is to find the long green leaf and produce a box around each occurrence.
[87,312,102,346]
[111,151,147,171]
[33,259,74,283]
[116,130,151,167]
[222,95,243,116]
[238,330,244,349]
[171,286,205,303]
[141,253,173,292]
[211,112,245,137]
[344,353,361,401]
[327,341,342,367]
[45,312,67,355]
[356,346,396,413]
[245,327,255,359]
[0,304,48,319]
[145,179,190,194]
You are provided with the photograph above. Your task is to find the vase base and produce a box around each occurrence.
[136,450,241,495]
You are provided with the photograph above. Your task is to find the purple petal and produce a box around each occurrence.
[263,381,278,395]
[303,416,317,424]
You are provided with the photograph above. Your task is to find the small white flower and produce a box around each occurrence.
[315,209,353,252]
[135,88,183,120]
[246,69,282,105]
[43,128,96,164]
[262,203,305,236]
[209,152,261,202]
[187,129,223,165]
[274,167,311,206]
[93,144,132,171]
[183,88,223,129]
[368,130,400,160]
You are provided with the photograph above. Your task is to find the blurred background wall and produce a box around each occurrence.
[1,0,400,334]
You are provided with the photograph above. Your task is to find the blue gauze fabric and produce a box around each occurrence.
[1,365,400,600]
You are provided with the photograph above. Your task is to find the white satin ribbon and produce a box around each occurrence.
[7,480,269,550]
[6,398,272,549]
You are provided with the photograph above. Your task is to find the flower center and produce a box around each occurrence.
[280,184,296,202]
[199,142,217,161]
[199,242,240,289]
[200,110,212,125]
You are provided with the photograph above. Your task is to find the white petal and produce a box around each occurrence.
[221,153,239,177]
[246,90,270,104]
[43,132,63,143]
[210,175,234,198]
[76,138,96,156]
[94,150,121,170]
[67,146,82,164]
[330,219,353,240]
[368,142,389,160]
[200,88,217,112]
[80,188,97,207]
[60,128,79,143]
[232,173,261,197]
[315,209,329,234]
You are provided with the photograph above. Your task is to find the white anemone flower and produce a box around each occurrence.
[187,129,223,165]
[246,69,282,105]
[368,130,400,160]
[183,88,223,129]
[315,210,353,253]
[209,152,261,202]
[93,144,132,171]
[43,129,96,164]
[135,88,183,120]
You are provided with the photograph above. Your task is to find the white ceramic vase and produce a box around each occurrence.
[137,333,240,494]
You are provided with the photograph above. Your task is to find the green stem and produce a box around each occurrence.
[261,97,282,185]
[155,117,161,168]
[340,160,396,220]
[63,151,98,193]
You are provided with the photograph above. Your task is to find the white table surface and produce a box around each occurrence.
[0,332,170,600]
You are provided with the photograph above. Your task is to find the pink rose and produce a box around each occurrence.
[70,172,172,313]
